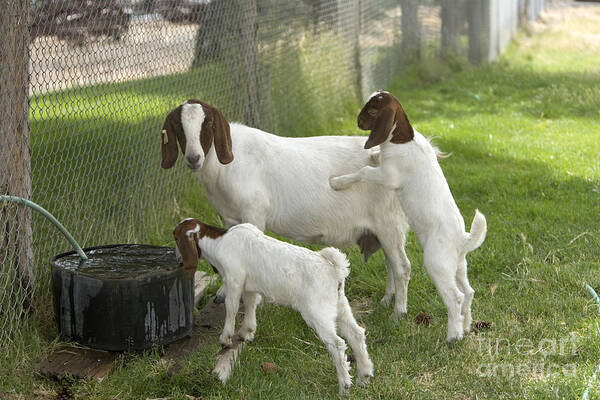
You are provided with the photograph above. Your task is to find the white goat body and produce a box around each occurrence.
[203,125,400,245]
[161,100,412,315]
[173,219,374,396]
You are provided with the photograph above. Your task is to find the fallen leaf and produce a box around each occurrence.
[415,312,432,326]
[56,383,74,400]
[261,362,277,374]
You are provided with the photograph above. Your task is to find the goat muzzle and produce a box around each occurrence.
[357,114,372,131]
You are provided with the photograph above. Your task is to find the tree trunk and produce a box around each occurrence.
[191,0,227,67]
[0,0,35,304]
[399,0,421,61]
[441,0,461,58]
[467,0,490,64]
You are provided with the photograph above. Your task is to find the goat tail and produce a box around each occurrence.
[319,247,350,284]
[463,209,487,254]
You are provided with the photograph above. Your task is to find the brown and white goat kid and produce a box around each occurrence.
[330,91,487,342]
[173,218,373,396]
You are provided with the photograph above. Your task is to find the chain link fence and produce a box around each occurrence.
[1,0,550,352]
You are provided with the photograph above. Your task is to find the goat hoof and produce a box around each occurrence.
[394,308,408,317]
[446,333,464,343]
[214,294,225,304]
[329,177,340,190]
[356,374,372,387]
[212,366,229,384]
[238,328,255,342]
[379,295,393,307]
[219,334,233,347]
[329,176,348,191]
[463,318,472,334]
[389,311,406,322]
[338,382,352,397]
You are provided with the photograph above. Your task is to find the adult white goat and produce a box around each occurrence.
[161,99,411,317]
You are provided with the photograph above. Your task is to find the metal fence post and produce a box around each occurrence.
[354,0,363,101]
[242,0,260,127]
[399,0,421,61]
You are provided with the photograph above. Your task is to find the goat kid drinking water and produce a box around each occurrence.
[173,218,374,396]
[330,91,487,342]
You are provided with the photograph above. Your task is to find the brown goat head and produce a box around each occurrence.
[358,91,414,149]
[173,218,229,280]
[161,100,233,169]
[173,218,202,280]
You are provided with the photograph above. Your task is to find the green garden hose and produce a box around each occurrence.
[0,195,87,261]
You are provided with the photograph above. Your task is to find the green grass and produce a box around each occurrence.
[3,10,600,400]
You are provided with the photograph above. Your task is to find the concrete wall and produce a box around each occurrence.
[471,0,551,63]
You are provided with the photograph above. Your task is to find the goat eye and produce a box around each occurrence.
[367,108,378,116]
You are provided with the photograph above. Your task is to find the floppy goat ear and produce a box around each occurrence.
[389,102,414,144]
[173,226,200,281]
[200,105,234,165]
[364,106,395,149]
[161,106,184,169]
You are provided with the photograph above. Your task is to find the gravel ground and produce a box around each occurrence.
[531,0,600,51]
[28,6,443,97]
[29,16,199,96]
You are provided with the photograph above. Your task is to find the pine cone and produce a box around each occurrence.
[415,312,431,326]
[56,383,74,400]
[473,320,492,332]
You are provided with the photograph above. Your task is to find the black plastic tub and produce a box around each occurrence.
[50,244,194,352]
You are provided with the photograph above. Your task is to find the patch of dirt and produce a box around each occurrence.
[29,19,198,95]
[528,1,600,51]
[349,297,373,316]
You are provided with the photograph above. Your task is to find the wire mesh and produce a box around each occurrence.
[1,0,35,351]
[1,0,550,352]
